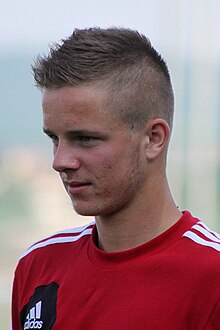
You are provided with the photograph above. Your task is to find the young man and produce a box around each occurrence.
[12,28,220,329]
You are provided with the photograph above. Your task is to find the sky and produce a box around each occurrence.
[1,0,162,54]
[1,0,219,63]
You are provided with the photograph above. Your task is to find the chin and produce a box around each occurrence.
[71,202,100,217]
[74,209,98,217]
[72,203,123,219]
[70,196,126,218]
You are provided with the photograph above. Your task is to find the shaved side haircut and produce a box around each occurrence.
[32,27,174,130]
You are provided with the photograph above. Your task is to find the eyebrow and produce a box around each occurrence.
[43,128,106,137]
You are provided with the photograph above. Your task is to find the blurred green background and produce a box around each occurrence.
[1,0,220,328]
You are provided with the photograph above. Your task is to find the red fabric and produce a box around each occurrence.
[12,212,220,329]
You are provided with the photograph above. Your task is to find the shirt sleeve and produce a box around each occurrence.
[11,267,23,330]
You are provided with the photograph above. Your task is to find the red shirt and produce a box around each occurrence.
[12,211,220,329]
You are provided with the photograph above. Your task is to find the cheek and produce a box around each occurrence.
[84,145,139,184]
[85,149,117,175]
[87,156,119,190]
[97,162,115,181]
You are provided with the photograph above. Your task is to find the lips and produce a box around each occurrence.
[65,181,92,195]
[68,181,89,187]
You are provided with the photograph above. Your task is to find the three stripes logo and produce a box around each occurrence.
[183,221,220,251]
[21,282,59,330]
[24,301,43,329]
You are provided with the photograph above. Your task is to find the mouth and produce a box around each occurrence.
[65,181,92,195]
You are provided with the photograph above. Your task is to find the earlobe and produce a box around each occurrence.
[145,119,170,160]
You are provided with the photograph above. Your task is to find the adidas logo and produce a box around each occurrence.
[24,301,43,329]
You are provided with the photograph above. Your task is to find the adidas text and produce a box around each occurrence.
[24,319,43,329]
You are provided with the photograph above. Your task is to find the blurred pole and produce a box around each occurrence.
[211,1,220,230]
[216,73,220,230]
[179,0,194,209]
[180,57,191,209]
[215,21,220,231]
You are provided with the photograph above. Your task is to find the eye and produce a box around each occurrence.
[76,135,101,147]
[78,136,94,143]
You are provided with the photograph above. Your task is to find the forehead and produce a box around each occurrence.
[42,85,104,110]
[42,85,107,122]
[42,85,125,132]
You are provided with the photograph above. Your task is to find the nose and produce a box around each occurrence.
[52,141,80,172]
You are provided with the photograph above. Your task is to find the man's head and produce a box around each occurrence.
[35,28,174,217]
[32,27,174,131]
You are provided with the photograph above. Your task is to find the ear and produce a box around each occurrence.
[144,119,170,160]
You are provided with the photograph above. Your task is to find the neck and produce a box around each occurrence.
[95,176,182,252]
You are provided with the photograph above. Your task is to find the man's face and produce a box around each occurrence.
[42,85,148,217]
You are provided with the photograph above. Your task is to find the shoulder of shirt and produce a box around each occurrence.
[19,221,95,261]
[182,219,220,255]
